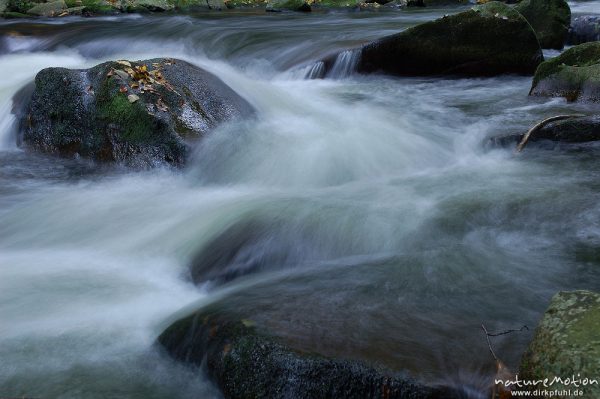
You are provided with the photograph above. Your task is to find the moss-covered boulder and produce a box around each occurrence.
[20,58,253,168]
[519,291,600,398]
[354,1,542,77]
[26,0,67,15]
[515,0,571,50]
[530,42,600,102]
[568,16,600,46]
[158,303,463,399]
[266,0,310,11]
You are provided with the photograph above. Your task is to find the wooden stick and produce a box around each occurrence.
[515,114,586,153]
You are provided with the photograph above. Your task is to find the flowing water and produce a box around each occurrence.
[1,2,600,398]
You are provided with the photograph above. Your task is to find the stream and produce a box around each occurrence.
[1,2,600,398]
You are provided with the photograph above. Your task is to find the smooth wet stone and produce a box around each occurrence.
[354,2,542,77]
[20,58,254,168]
[530,42,600,102]
[519,291,600,398]
[158,304,464,399]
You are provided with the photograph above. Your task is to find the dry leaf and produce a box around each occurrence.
[117,60,132,67]
[156,98,169,112]
[127,94,139,103]
[119,85,128,93]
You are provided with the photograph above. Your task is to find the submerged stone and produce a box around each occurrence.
[355,1,542,77]
[519,290,600,398]
[158,302,464,399]
[19,58,253,168]
[530,42,600,102]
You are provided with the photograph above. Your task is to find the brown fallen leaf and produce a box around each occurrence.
[119,85,128,93]
[156,98,169,112]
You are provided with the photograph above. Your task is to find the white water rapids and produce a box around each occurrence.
[1,4,600,398]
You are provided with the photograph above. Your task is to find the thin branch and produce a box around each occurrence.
[486,325,528,337]
[481,324,498,361]
[515,114,586,153]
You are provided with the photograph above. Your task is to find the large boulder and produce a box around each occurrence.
[568,16,600,46]
[20,58,253,168]
[355,2,543,77]
[158,303,463,399]
[519,291,600,397]
[515,0,571,50]
[530,42,600,102]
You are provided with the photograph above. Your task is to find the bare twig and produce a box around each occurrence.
[486,325,529,337]
[481,324,498,361]
[515,114,586,153]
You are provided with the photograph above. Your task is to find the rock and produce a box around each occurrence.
[158,303,463,399]
[488,115,600,149]
[519,290,600,397]
[20,58,253,168]
[408,0,469,6]
[568,16,600,45]
[189,217,329,286]
[530,41,600,102]
[128,0,174,11]
[355,2,543,77]
[206,0,226,9]
[26,0,67,15]
[266,0,310,11]
[515,0,571,50]
[522,115,600,143]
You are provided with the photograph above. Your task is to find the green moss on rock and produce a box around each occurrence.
[21,58,253,168]
[530,42,600,102]
[356,1,542,77]
[515,0,571,50]
[157,304,463,399]
[519,290,600,398]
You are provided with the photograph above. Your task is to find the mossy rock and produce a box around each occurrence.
[128,0,174,10]
[515,0,571,50]
[530,42,600,102]
[26,0,66,15]
[266,0,310,11]
[158,303,464,399]
[19,58,254,168]
[519,291,600,398]
[353,1,542,77]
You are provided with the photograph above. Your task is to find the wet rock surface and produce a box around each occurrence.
[19,58,253,168]
[519,290,600,398]
[158,303,465,399]
[530,42,600,102]
[355,2,542,77]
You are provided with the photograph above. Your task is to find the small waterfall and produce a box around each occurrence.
[304,61,326,79]
[326,49,360,79]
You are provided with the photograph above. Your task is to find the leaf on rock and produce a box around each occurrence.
[119,85,128,93]
[156,98,169,112]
